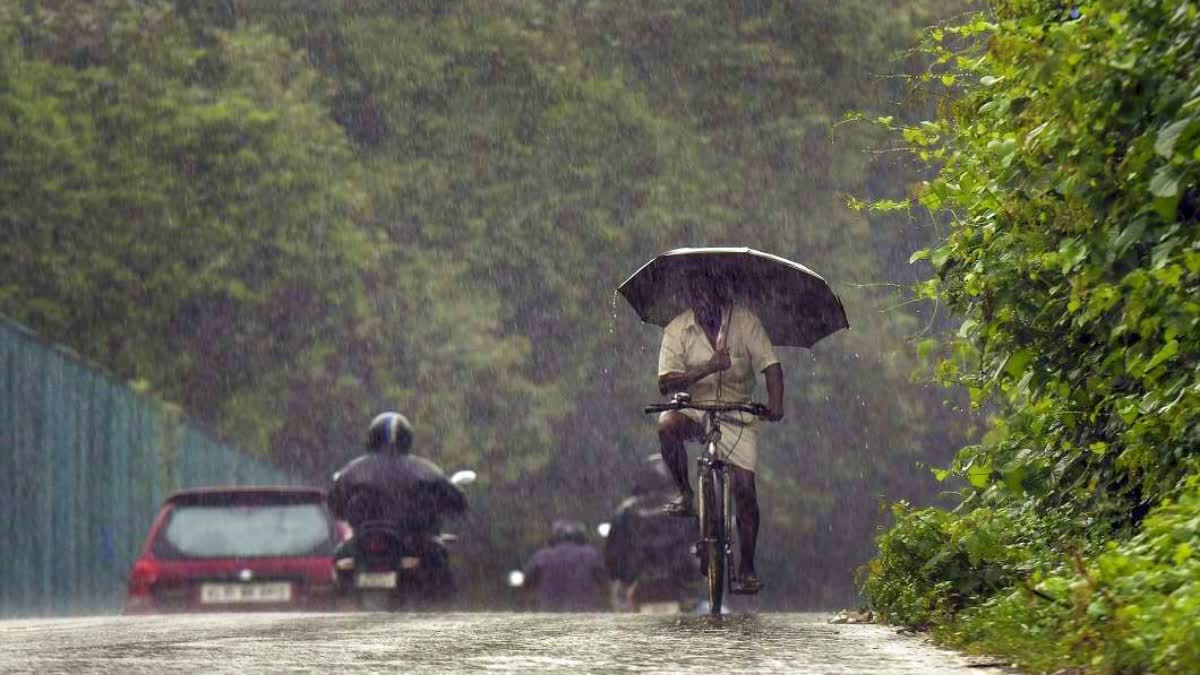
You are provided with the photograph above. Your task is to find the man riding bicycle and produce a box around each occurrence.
[656,269,784,595]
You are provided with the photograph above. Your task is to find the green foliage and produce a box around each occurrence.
[866,0,1200,670]
[864,501,1067,627]
[904,0,1200,519]
[940,475,1200,673]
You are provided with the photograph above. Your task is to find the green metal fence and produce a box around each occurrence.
[0,317,296,617]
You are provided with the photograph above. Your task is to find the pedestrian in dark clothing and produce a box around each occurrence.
[606,456,699,611]
[522,520,608,612]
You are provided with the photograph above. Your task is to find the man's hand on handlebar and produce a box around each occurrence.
[643,400,772,418]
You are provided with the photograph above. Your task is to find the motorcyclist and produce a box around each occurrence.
[329,412,466,598]
[521,520,608,612]
[605,455,699,612]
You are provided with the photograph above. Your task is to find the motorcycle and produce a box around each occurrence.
[336,470,476,611]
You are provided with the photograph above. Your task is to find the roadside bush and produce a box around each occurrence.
[942,475,1200,673]
[1064,475,1200,673]
[864,502,1060,627]
[863,0,1200,669]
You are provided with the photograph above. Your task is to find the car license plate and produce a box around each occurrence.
[200,582,292,604]
[356,572,397,589]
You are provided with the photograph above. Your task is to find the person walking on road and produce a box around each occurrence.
[605,455,699,612]
[521,520,608,612]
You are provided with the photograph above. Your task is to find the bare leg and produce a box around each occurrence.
[657,412,701,496]
[658,412,704,516]
[731,467,759,579]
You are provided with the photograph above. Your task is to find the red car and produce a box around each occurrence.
[124,486,341,613]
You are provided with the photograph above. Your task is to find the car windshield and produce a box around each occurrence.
[154,502,334,558]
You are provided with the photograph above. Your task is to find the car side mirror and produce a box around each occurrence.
[450,470,477,487]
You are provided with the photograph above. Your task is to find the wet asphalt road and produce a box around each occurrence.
[0,612,1007,674]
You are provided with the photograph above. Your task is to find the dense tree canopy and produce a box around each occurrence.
[1,0,966,606]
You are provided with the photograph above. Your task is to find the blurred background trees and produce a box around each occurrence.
[0,0,968,606]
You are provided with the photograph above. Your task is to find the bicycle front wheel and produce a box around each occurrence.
[699,469,725,615]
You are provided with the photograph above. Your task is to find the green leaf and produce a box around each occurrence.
[969,386,986,407]
[1118,402,1140,425]
[1058,238,1089,274]
[930,246,952,270]
[1004,349,1034,381]
[966,462,992,488]
[1149,166,1182,198]
[1113,218,1147,254]
[909,249,930,264]
[1154,195,1182,221]
[1145,339,1179,371]
[1001,464,1026,494]
[957,318,978,338]
[1175,543,1193,566]
[1154,117,1196,158]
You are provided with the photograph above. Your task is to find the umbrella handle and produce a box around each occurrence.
[716,305,730,351]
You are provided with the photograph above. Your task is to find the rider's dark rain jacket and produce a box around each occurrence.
[605,493,698,586]
[523,542,608,612]
[329,451,466,536]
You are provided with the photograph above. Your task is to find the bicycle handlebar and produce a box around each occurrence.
[643,400,769,417]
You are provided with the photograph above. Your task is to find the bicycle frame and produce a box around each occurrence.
[644,396,765,616]
[696,410,737,615]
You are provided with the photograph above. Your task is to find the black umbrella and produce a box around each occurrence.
[617,247,849,348]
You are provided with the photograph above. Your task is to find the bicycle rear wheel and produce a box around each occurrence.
[699,469,725,615]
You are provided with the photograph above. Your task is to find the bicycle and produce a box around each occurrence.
[644,392,768,615]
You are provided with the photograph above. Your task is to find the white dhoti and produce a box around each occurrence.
[665,408,759,472]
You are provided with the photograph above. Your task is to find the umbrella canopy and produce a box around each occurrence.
[617,247,848,348]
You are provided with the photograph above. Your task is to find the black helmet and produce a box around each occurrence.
[632,454,675,496]
[549,519,588,545]
[367,412,414,454]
